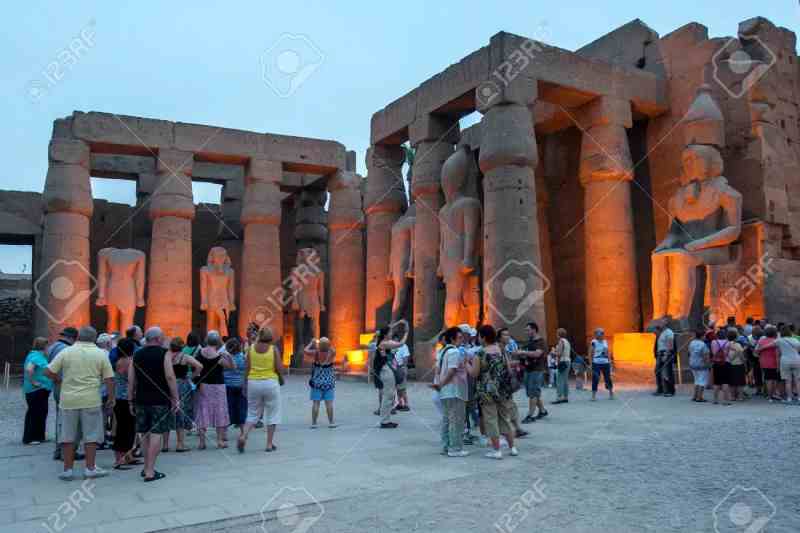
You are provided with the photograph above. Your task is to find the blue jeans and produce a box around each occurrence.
[592,363,613,392]
[556,365,570,399]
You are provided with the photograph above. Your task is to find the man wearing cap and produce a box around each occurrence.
[48,327,78,461]
[457,324,482,445]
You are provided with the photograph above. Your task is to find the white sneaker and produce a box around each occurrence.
[485,450,503,460]
[84,467,109,479]
[58,469,74,481]
[447,450,470,458]
[510,446,519,457]
[478,436,489,447]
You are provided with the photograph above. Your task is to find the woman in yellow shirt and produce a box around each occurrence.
[237,327,285,453]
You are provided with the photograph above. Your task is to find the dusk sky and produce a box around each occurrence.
[0,0,797,273]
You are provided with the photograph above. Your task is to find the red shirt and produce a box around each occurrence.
[757,337,779,369]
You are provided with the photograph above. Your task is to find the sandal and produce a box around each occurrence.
[265,445,277,452]
[144,471,166,482]
[113,464,133,470]
[175,448,190,453]
[237,437,245,454]
[161,448,169,453]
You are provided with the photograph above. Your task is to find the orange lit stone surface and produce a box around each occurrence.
[613,333,655,383]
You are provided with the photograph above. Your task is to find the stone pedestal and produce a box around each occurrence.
[327,171,365,356]
[145,149,195,339]
[478,95,545,339]
[579,103,641,340]
[239,157,283,341]
[364,145,405,330]
[37,139,93,339]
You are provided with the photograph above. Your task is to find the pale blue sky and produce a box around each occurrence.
[0,0,797,273]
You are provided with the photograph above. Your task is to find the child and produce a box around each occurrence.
[547,351,557,388]
[572,353,587,390]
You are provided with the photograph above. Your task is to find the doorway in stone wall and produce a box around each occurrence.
[0,243,34,365]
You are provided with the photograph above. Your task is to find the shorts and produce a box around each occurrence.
[712,363,729,386]
[524,371,544,398]
[780,363,800,382]
[135,404,175,435]
[395,367,408,391]
[728,364,746,387]
[480,397,515,439]
[59,407,103,444]
[691,369,710,388]
[310,388,335,401]
[763,368,779,381]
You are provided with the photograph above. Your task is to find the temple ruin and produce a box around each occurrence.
[0,16,797,381]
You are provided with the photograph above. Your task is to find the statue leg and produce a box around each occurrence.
[216,310,229,338]
[444,275,466,328]
[667,254,701,321]
[651,253,669,320]
[106,306,120,333]
[206,312,218,335]
[391,277,410,322]
[118,307,135,334]
[310,307,320,339]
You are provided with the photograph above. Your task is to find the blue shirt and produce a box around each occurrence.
[23,350,53,394]
[223,351,246,388]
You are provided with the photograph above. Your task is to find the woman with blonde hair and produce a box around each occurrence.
[238,326,285,453]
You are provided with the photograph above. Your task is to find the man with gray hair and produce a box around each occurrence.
[46,326,115,480]
[129,326,179,482]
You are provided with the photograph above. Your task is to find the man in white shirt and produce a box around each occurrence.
[392,329,412,411]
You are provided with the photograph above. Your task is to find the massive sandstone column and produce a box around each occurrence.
[38,138,93,339]
[327,170,365,355]
[578,97,641,338]
[145,149,195,338]
[364,145,405,330]
[478,80,545,339]
[238,157,284,341]
[410,115,458,342]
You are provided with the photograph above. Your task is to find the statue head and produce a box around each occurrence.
[441,146,470,203]
[680,145,723,185]
[207,246,231,269]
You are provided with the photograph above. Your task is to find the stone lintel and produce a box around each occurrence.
[408,114,460,146]
[575,96,633,130]
[156,149,193,176]
[247,157,282,184]
[49,138,90,167]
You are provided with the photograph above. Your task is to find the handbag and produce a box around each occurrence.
[504,352,522,394]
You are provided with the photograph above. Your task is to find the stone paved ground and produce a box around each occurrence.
[1,376,798,533]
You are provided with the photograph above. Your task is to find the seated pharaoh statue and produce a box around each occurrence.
[650,85,743,330]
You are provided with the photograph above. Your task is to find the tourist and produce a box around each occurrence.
[376,324,408,428]
[194,331,233,450]
[165,336,203,452]
[223,337,247,440]
[547,350,557,388]
[552,328,572,404]
[127,325,144,346]
[654,324,676,397]
[726,328,747,401]
[466,325,518,459]
[111,338,139,468]
[744,326,763,395]
[589,328,614,401]
[572,351,588,391]
[688,330,711,402]
[516,322,548,423]
[47,327,78,461]
[430,327,468,457]
[457,324,482,445]
[776,325,800,403]
[238,326,284,453]
[22,337,53,444]
[391,324,412,412]
[710,329,731,405]
[45,326,114,481]
[305,337,337,428]
[755,325,782,401]
[497,328,527,438]
[96,333,114,449]
[370,329,386,416]
[129,327,178,482]
[743,316,754,337]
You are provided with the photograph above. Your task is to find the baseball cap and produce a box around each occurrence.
[457,324,477,337]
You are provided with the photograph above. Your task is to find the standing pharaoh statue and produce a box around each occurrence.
[200,246,236,337]
[291,247,326,339]
[438,146,482,327]
[96,248,146,333]
[650,85,743,329]
[389,204,415,322]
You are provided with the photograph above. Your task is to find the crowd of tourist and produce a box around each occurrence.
[20,312,800,479]
[655,316,800,405]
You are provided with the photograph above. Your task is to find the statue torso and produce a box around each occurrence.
[670,179,725,247]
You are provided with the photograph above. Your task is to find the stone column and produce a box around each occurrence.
[478,79,545,339]
[578,97,640,339]
[145,149,195,339]
[327,170,365,355]
[37,138,93,339]
[364,145,405,331]
[238,157,284,341]
[410,115,458,342]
